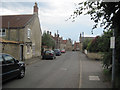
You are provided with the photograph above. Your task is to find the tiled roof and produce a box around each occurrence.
[0,14,34,29]
[0,38,23,44]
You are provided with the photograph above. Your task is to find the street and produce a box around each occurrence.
[3,51,110,88]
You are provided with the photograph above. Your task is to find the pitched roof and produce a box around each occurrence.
[0,38,23,44]
[0,14,34,29]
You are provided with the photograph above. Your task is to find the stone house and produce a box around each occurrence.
[65,39,73,51]
[0,3,42,60]
[50,32,62,49]
[60,40,67,50]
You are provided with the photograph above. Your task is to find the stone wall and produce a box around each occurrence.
[84,50,103,60]
[2,43,20,60]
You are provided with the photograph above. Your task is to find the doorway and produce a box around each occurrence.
[20,44,23,61]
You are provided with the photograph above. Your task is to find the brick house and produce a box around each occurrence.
[74,41,80,51]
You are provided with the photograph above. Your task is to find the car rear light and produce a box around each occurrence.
[49,53,53,56]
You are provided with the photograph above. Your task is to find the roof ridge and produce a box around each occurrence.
[0,14,34,17]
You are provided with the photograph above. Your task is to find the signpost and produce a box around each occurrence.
[110,37,115,49]
[110,29,115,88]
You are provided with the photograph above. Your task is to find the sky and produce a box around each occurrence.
[0,0,104,42]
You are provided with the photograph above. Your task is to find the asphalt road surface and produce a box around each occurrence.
[3,51,80,88]
[2,51,110,88]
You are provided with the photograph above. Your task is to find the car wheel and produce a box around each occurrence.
[18,68,25,79]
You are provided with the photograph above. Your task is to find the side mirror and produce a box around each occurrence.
[15,60,19,63]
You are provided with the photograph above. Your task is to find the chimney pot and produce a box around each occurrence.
[34,2,38,15]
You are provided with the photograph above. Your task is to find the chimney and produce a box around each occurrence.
[50,32,52,35]
[57,34,59,37]
[47,31,49,34]
[55,33,57,37]
[33,2,38,15]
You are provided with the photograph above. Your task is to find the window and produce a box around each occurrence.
[0,29,6,37]
[27,28,31,39]
[3,54,15,64]
[0,55,3,62]
[0,55,5,64]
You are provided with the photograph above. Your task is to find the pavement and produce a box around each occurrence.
[79,52,111,88]
[23,56,41,65]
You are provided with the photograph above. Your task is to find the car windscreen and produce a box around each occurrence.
[54,49,60,52]
[45,51,50,53]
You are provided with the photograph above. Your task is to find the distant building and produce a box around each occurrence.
[49,32,62,49]
[65,39,73,51]
[0,2,42,60]
[60,40,67,50]
[74,41,80,51]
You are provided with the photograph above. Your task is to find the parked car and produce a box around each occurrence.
[42,50,56,60]
[53,49,61,56]
[61,49,66,53]
[0,53,25,83]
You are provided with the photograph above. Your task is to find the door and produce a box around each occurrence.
[20,45,24,61]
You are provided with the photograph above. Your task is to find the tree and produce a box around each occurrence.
[69,1,120,31]
[87,36,100,52]
[83,38,92,50]
[42,32,55,49]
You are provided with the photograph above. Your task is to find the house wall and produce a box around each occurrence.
[65,40,72,51]
[2,28,24,42]
[1,43,20,60]
[24,15,42,59]
[60,44,66,50]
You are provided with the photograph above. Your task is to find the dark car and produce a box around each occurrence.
[0,53,25,83]
[54,49,61,56]
[42,50,56,60]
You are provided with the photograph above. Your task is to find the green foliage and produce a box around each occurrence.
[70,1,120,30]
[87,36,100,52]
[86,30,113,69]
[42,32,55,49]
[83,39,92,50]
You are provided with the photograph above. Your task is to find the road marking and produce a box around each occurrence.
[79,53,82,88]
[89,76,100,81]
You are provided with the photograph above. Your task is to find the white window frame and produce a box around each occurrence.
[0,29,6,37]
[27,28,31,39]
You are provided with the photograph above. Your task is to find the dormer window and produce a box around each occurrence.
[0,29,6,37]
[27,28,31,39]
